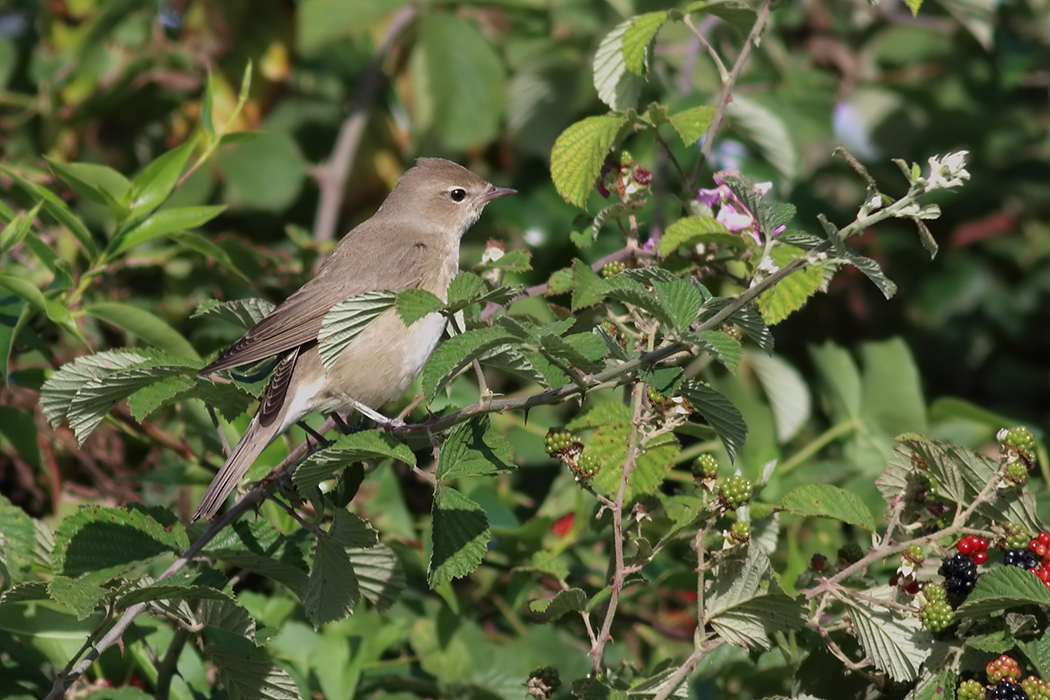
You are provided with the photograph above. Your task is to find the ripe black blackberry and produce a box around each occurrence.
[990,680,1028,700]
[938,552,978,598]
[1004,548,1041,570]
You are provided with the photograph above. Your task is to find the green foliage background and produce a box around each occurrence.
[1,0,1049,698]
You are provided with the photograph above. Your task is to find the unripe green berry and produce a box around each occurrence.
[602,261,627,278]
[1003,523,1034,550]
[693,454,719,480]
[903,544,925,565]
[575,451,601,479]
[920,599,954,631]
[1000,426,1036,453]
[730,520,751,542]
[718,475,753,509]
[1006,461,1029,484]
[544,428,578,455]
[957,679,986,700]
[923,582,948,603]
[647,387,666,405]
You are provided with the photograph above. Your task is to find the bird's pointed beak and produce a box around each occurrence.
[484,184,517,201]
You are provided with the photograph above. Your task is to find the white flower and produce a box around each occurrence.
[925,150,970,191]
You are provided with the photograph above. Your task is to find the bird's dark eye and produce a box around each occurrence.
[450,188,466,202]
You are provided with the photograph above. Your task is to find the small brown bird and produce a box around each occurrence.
[194,158,515,519]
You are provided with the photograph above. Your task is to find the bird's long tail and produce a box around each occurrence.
[192,413,284,520]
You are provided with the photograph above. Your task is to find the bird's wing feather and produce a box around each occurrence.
[200,223,432,375]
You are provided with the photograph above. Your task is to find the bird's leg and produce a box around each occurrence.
[395,394,426,421]
[329,413,361,436]
[344,397,406,431]
[297,421,332,449]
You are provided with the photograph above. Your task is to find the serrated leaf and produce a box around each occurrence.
[587,424,679,501]
[476,248,532,274]
[726,94,798,186]
[447,271,487,307]
[600,276,676,329]
[529,588,587,622]
[689,1,759,34]
[654,279,703,333]
[420,326,518,399]
[295,431,416,491]
[395,288,445,326]
[318,290,397,374]
[84,302,200,360]
[848,603,929,681]
[547,268,573,295]
[572,678,629,700]
[844,249,898,299]
[116,582,233,610]
[0,166,98,255]
[304,510,365,628]
[540,333,605,373]
[0,495,38,585]
[659,215,739,258]
[628,666,689,698]
[1019,629,1050,680]
[594,19,645,111]
[437,416,515,480]
[622,11,667,75]
[551,115,630,207]
[206,643,301,700]
[428,485,489,587]
[111,205,226,257]
[571,258,605,311]
[756,246,824,325]
[53,506,188,585]
[779,485,875,530]
[348,543,405,612]
[192,297,275,331]
[127,374,196,420]
[685,330,743,373]
[956,566,1050,619]
[679,380,747,462]
[667,105,717,146]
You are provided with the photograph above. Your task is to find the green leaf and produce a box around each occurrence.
[0,495,39,585]
[436,416,515,480]
[218,131,264,146]
[428,485,489,587]
[685,330,743,373]
[842,249,898,300]
[585,418,680,501]
[666,105,717,146]
[53,506,188,584]
[40,349,199,444]
[847,603,927,681]
[317,290,397,374]
[420,327,517,400]
[0,406,41,471]
[294,431,416,492]
[45,158,131,214]
[216,131,308,213]
[172,232,251,280]
[529,588,587,622]
[956,566,1050,618]
[192,297,275,331]
[861,339,927,434]
[1019,629,1050,680]
[654,279,703,332]
[600,276,676,329]
[659,215,739,258]
[622,12,667,75]
[0,201,42,255]
[808,341,862,421]
[0,165,98,255]
[201,70,217,138]
[594,19,644,111]
[412,14,505,150]
[0,273,76,333]
[348,543,406,613]
[904,0,923,16]
[129,138,198,218]
[84,302,200,360]
[116,580,234,610]
[395,288,445,326]
[695,1,759,34]
[679,379,747,462]
[726,94,798,186]
[756,246,824,325]
[304,510,369,628]
[475,247,532,274]
[110,205,226,257]
[779,485,876,530]
[747,350,810,441]
[206,642,301,700]
[571,258,605,311]
[126,374,196,420]
[551,115,630,207]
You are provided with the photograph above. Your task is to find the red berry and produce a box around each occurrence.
[977,537,989,551]
[973,551,988,565]
[904,580,922,595]
[958,539,974,554]
[1039,531,1050,545]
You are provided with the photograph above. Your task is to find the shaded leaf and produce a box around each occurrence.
[436,416,515,480]
[84,302,200,360]
[551,115,630,207]
[428,486,489,587]
[679,379,747,462]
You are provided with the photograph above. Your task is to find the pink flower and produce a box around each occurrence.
[695,176,782,245]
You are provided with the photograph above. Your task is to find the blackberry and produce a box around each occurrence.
[718,475,753,509]
[1005,548,1041,570]
[839,542,865,565]
[920,599,953,631]
[938,552,978,598]
[957,679,986,700]
[990,680,1028,700]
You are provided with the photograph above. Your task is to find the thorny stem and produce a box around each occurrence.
[590,382,646,675]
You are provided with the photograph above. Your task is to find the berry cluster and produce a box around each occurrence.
[991,680,1029,700]
[1003,523,1035,550]
[957,679,986,700]
[999,426,1037,482]
[902,543,925,565]
[988,655,1023,683]
[920,583,953,631]
[939,552,979,599]
[1004,548,1041,570]
[1000,426,1036,455]
[1023,532,1050,592]
[958,535,990,564]
[729,520,751,543]
[544,429,580,456]
[601,261,626,278]
[1021,677,1050,700]
[957,655,1048,700]
[543,429,600,480]
[693,454,719,482]
[718,475,753,509]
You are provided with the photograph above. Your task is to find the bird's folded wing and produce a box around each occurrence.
[199,238,428,376]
